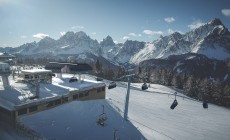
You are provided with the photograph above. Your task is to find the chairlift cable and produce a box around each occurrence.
[129,118,176,140]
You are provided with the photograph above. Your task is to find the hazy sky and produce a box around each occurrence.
[1,0,230,47]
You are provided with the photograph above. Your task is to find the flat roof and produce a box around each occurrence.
[0,52,15,58]
[0,74,105,110]
[21,69,52,74]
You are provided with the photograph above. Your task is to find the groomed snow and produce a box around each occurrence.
[107,82,230,140]
[3,75,230,140]
[20,100,145,140]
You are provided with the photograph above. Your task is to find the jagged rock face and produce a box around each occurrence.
[114,40,145,63]
[130,18,230,64]
[99,36,117,60]
[1,18,230,65]
[100,36,115,47]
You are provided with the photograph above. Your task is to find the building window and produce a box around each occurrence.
[25,75,29,79]
[62,97,68,102]
[79,93,84,98]
[29,106,38,112]
[97,87,105,93]
[85,91,89,96]
[73,94,78,100]
[18,108,27,116]
[54,99,61,105]
[34,75,39,79]
[47,101,54,108]
[97,88,101,93]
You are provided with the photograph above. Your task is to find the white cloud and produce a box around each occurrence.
[91,32,96,35]
[33,33,49,39]
[222,9,230,17]
[164,17,175,23]
[60,32,66,36]
[188,20,205,30]
[20,35,27,39]
[123,36,130,40]
[143,30,163,36]
[114,40,118,44]
[128,33,137,37]
[71,26,84,29]
[138,34,142,37]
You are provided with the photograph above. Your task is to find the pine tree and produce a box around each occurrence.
[200,78,213,102]
[184,76,200,99]
[95,59,101,74]
[223,84,230,97]
[172,74,183,89]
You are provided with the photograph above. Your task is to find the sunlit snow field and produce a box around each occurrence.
[18,75,230,140]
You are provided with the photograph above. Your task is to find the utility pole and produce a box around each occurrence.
[124,75,131,121]
[113,129,120,140]
[123,68,135,121]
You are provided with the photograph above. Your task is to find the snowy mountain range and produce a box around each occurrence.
[130,18,230,64]
[0,18,229,65]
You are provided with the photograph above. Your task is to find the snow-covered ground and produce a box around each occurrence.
[1,75,230,140]
[0,122,29,140]
[107,82,230,140]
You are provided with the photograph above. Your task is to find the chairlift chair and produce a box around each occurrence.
[69,77,78,83]
[96,77,103,81]
[97,113,107,126]
[141,83,148,90]
[108,82,116,89]
[203,101,208,109]
[170,99,178,109]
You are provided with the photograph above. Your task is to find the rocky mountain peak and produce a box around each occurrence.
[208,18,224,27]
[38,36,56,46]
[75,31,88,39]
[100,35,115,47]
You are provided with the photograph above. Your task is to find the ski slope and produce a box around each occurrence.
[106,82,230,140]
[5,75,230,140]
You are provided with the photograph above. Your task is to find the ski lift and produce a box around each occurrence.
[170,92,178,110]
[97,113,107,126]
[97,105,107,126]
[69,77,78,83]
[96,77,103,81]
[203,101,208,109]
[170,99,178,109]
[141,83,148,90]
[113,129,120,140]
[108,82,116,89]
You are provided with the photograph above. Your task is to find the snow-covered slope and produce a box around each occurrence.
[2,74,230,140]
[16,75,230,140]
[0,122,29,140]
[12,31,100,56]
[20,100,145,140]
[107,82,230,140]
[130,18,230,64]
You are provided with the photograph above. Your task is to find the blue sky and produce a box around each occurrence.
[1,0,230,47]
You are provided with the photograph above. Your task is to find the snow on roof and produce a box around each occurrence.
[0,52,15,58]
[20,100,145,140]
[21,69,52,74]
[0,74,105,110]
